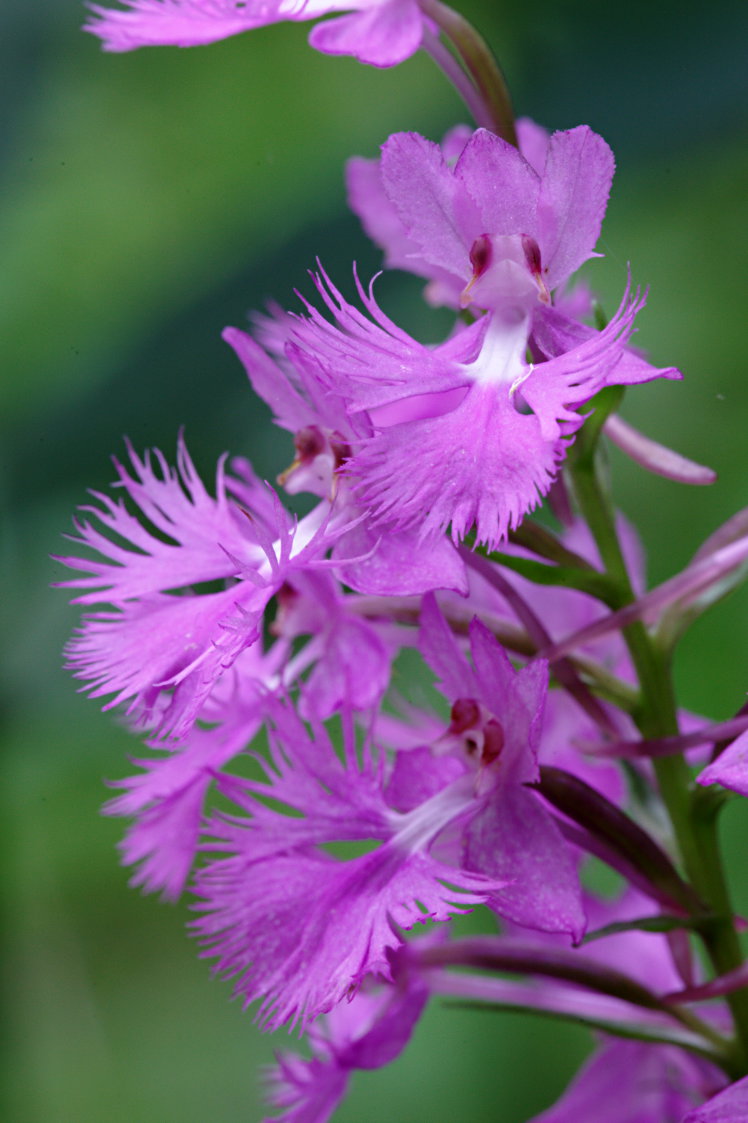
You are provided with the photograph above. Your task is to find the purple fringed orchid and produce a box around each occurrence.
[224,121,678,551]
[281,263,650,550]
[84,0,429,66]
[191,697,507,1029]
[224,320,470,593]
[347,121,680,385]
[416,592,586,939]
[55,436,352,741]
[262,947,429,1122]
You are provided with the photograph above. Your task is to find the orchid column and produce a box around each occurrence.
[56,1,748,1120]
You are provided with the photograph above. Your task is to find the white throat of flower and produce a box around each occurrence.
[458,233,547,392]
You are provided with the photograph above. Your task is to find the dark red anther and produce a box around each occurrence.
[521,235,551,304]
[469,234,493,279]
[269,581,299,635]
[449,697,481,734]
[294,425,326,463]
[329,433,352,470]
[521,235,543,278]
[482,719,505,764]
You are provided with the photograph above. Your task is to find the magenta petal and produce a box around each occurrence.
[332,520,468,596]
[455,128,540,238]
[105,698,267,898]
[262,1053,349,1123]
[697,729,748,797]
[345,156,420,271]
[84,0,284,51]
[339,972,428,1069]
[193,844,491,1029]
[352,382,562,549]
[386,747,465,813]
[683,1075,748,1122]
[418,591,479,701]
[302,614,390,716]
[466,785,585,940]
[467,617,547,783]
[516,117,550,175]
[116,773,208,900]
[346,155,423,275]
[532,1039,719,1123]
[65,587,240,701]
[537,127,614,291]
[308,0,423,67]
[520,283,644,442]
[58,438,256,603]
[223,327,313,434]
[533,304,681,385]
[65,583,267,738]
[379,132,470,279]
[263,960,428,1122]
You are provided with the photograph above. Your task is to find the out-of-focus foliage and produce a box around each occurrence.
[2,1,747,1119]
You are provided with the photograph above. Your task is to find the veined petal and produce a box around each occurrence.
[57,437,260,604]
[223,327,313,434]
[532,303,681,385]
[520,282,645,442]
[331,519,469,596]
[466,785,585,940]
[378,131,473,279]
[515,117,550,176]
[697,729,748,797]
[263,1051,349,1123]
[193,840,494,1030]
[351,380,562,550]
[532,1039,721,1122]
[65,582,269,738]
[86,0,293,50]
[105,672,270,898]
[537,126,614,292]
[455,127,540,239]
[683,1075,748,1122]
[192,696,503,1029]
[115,772,209,901]
[418,590,480,701]
[308,0,424,67]
[85,0,418,60]
[346,154,423,275]
[288,266,483,412]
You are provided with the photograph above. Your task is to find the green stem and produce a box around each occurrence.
[568,428,748,1066]
[420,0,517,144]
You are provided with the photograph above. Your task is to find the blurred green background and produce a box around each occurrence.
[2,0,748,1119]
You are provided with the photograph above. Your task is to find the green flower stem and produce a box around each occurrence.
[420,0,517,145]
[426,969,733,1067]
[479,548,620,604]
[508,519,600,571]
[568,420,748,1066]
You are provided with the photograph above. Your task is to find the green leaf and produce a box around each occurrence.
[440,1001,727,1065]
[582,915,707,944]
[568,384,626,467]
[478,548,620,604]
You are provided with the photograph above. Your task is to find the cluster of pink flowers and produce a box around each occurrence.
[60,2,748,1119]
